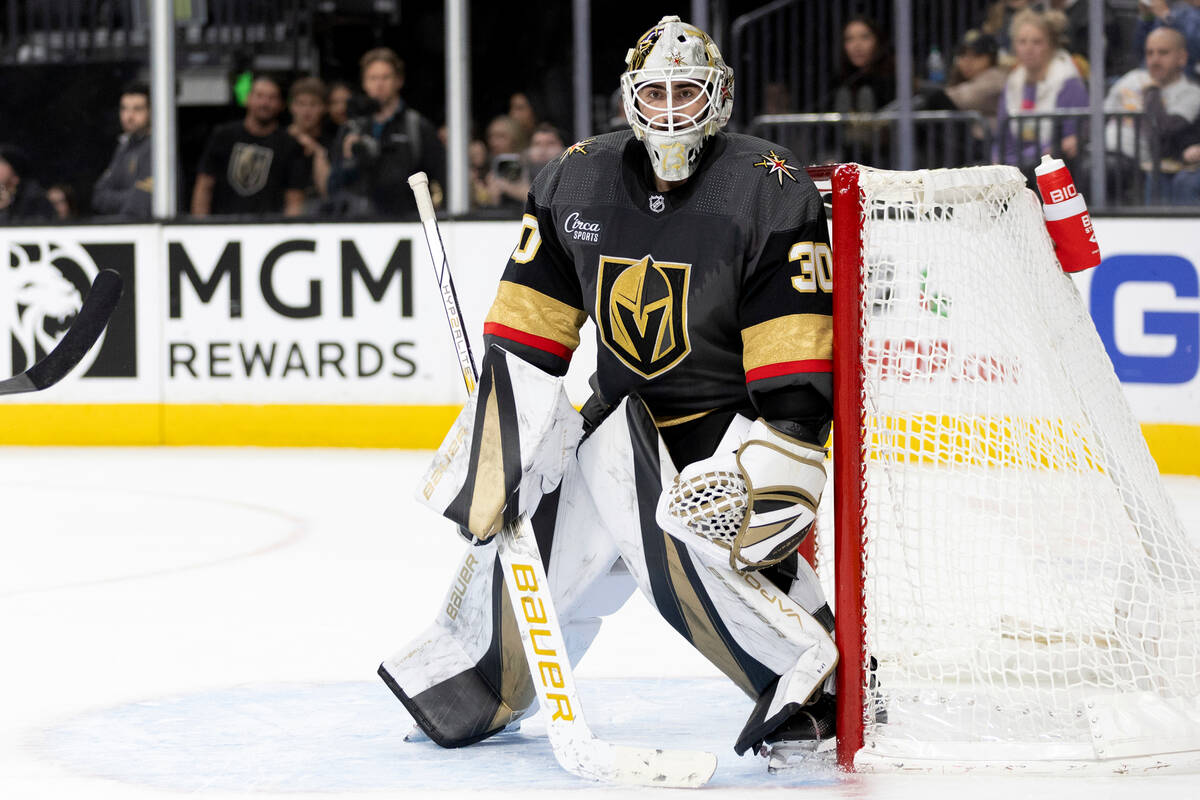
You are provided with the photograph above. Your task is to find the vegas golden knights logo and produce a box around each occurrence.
[596,255,691,378]
[228,142,273,197]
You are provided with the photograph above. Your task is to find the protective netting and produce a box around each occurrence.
[818,165,1200,768]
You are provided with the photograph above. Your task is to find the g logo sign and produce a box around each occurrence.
[1090,254,1199,384]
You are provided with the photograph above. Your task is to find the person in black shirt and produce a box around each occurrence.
[93,82,154,219]
[327,47,444,217]
[0,145,55,223]
[191,75,308,217]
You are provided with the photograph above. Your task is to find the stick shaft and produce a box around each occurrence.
[408,172,478,392]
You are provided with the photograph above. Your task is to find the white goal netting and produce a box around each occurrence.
[819,165,1200,771]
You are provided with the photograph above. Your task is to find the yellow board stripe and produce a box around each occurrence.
[865,415,1200,476]
[0,404,460,448]
[1,406,1198,477]
[866,414,1104,472]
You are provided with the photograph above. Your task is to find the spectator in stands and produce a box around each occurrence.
[982,0,1038,53]
[191,74,308,217]
[287,76,333,212]
[763,82,794,115]
[995,9,1088,173]
[47,184,77,220]
[477,114,529,209]
[327,81,353,129]
[525,122,565,181]
[92,81,153,219]
[327,47,445,218]
[508,92,538,143]
[1169,120,1200,202]
[831,15,896,113]
[0,145,54,222]
[1105,27,1200,202]
[923,31,1007,134]
[1134,0,1200,75]
[468,138,492,208]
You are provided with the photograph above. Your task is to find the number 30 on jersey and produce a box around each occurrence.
[789,241,833,293]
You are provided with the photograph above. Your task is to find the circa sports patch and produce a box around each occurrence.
[595,254,691,379]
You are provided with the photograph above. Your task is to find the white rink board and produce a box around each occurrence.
[0,216,1193,425]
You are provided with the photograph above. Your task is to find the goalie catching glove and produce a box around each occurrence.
[417,346,583,541]
[656,419,826,572]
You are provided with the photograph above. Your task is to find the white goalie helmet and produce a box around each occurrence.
[621,15,734,182]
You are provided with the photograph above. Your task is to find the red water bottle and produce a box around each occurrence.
[1034,155,1101,273]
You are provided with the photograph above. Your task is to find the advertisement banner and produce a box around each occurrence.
[0,215,1196,467]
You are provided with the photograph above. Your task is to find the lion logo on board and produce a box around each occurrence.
[596,254,690,378]
[1,240,103,378]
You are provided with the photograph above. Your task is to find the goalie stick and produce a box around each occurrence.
[0,269,123,396]
[407,172,718,789]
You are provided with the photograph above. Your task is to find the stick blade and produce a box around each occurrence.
[0,269,123,396]
[555,737,718,788]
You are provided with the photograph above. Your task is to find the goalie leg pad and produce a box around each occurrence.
[418,345,583,541]
[578,398,837,721]
[382,462,634,747]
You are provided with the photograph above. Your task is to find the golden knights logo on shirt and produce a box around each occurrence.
[596,254,691,378]
[228,142,273,197]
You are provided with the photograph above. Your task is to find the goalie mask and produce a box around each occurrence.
[621,15,734,183]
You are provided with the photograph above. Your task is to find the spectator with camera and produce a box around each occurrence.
[191,74,308,217]
[92,81,154,219]
[476,114,529,210]
[0,145,54,223]
[327,47,444,218]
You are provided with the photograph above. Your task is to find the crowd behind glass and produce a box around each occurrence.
[1,0,1199,222]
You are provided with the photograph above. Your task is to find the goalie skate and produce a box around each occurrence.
[761,693,836,774]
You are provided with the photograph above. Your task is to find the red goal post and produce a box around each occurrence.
[807,163,1200,774]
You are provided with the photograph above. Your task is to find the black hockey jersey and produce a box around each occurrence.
[482,130,832,441]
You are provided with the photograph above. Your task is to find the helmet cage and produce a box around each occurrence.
[620,67,725,141]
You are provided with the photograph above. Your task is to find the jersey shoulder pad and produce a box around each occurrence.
[708,133,823,232]
[533,129,633,209]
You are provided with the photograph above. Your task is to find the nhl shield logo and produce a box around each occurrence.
[596,254,690,378]
[648,194,665,213]
[228,142,274,197]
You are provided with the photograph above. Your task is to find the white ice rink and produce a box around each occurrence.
[3,446,1200,799]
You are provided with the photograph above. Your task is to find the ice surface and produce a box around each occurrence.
[2,447,1199,799]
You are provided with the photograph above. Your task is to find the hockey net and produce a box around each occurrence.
[818,164,1200,773]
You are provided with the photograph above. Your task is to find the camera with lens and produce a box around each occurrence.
[491,154,524,183]
[345,95,383,160]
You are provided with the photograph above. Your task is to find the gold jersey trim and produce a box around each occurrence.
[741,313,833,373]
[485,281,587,352]
[653,409,714,428]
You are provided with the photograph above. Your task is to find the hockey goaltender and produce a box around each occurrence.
[380,15,839,775]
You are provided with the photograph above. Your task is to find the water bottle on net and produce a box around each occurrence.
[1034,154,1101,273]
